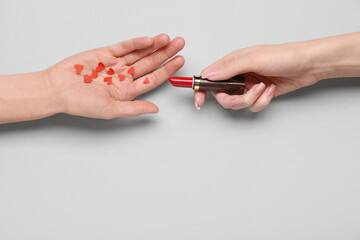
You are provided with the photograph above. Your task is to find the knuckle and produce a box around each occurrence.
[257,103,268,110]
[148,75,158,87]
[249,106,261,113]
[143,57,153,68]
[164,47,174,59]
[228,49,242,61]
[231,106,241,111]
[220,100,232,109]
[120,55,131,65]
[257,98,271,108]
[249,100,270,113]
[230,97,245,110]
[241,98,251,107]
[221,103,231,109]
[231,104,245,110]
[253,102,265,110]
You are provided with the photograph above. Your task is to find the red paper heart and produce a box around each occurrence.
[143,77,150,84]
[90,70,98,79]
[84,74,93,83]
[127,67,135,75]
[104,76,112,85]
[107,68,115,75]
[74,64,84,75]
[118,74,126,82]
[96,62,105,72]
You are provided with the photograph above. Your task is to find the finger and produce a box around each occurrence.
[194,90,206,110]
[230,82,266,110]
[107,37,154,57]
[212,82,266,110]
[134,56,185,97]
[211,92,239,109]
[132,37,185,79]
[249,84,276,112]
[106,100,159,118]
[201,47,256,80]
[122,33,170,65]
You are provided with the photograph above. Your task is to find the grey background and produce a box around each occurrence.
[1,0,360,239]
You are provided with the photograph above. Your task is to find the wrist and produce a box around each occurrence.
[41,69,64,115]
[305,33,360,80]
[0,71,62,124]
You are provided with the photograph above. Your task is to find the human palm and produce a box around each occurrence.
[46,34,185,118]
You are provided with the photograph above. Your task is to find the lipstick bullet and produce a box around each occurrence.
[169,75,245,95]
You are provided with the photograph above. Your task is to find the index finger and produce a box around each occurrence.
[107,37,154,57]
[201,47,256,80]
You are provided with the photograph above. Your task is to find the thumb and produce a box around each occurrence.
[201,48,255,80]
[111,100,159,118]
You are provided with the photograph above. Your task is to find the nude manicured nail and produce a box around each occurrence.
[194,93,201,110]
[195,101,200,110]
[254,82,266,96]
[201,69,218,79]
[267,84,275,96]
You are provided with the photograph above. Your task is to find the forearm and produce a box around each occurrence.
[305,32,360,80]
[0,71,60,124]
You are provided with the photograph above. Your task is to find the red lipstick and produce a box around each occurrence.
[169,75,245,95]
[168,76,193,88]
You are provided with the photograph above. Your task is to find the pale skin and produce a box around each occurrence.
[2,33,360,124]
[0,34,185,124]
[195,32,360,112]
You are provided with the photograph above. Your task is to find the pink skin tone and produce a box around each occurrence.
[195,32,360,112]
[0,34,185,124]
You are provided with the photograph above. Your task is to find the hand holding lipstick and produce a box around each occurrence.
[195,32,360,112]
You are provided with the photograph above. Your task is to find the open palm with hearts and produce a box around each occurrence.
[46,34,185,119]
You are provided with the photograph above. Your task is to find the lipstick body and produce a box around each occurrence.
[193,75,245,95]
[169,75,245,95]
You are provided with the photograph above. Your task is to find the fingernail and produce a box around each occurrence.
[254,82,266,96]
[267,84,275,96]
[201,69,218,79]
[195,101,200,110]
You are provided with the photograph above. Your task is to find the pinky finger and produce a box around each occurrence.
[249,84,276,112]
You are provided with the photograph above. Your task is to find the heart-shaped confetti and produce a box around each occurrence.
[84,74,93,83]
[143,77,150,84]
[90,70,98,79]
[74,64,84,75]
[118,74,126,82]
[127,67,135,75]
[107,68,115,75]
[96,62,105,72]
[104,76,112,85]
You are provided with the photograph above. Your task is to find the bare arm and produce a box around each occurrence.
[0,72,59,124]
